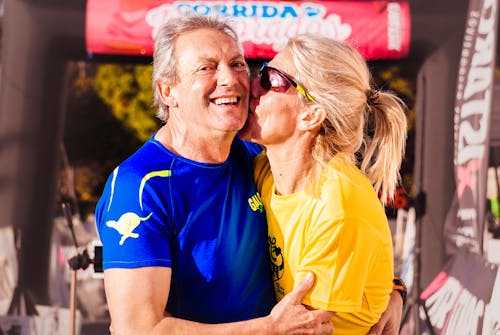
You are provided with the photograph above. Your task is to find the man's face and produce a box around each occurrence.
[165,28,250,136]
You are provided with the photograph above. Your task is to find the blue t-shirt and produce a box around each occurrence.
[95,136,275,323]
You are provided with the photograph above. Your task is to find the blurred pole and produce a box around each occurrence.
[0,0,85,304]
[70,269,77,335]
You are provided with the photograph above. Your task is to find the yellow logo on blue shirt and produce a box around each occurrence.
[248,192,264,213]
[105,167,171,245]
[106,212,152,245]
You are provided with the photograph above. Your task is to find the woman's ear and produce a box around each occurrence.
[297,106,326,131]
[157,81,178,108]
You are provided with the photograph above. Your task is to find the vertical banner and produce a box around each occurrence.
[444,0,498,256]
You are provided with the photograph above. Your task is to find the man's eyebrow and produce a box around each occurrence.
[196,53,245,63]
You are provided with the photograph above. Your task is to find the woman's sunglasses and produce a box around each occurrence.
[258,62,316,103]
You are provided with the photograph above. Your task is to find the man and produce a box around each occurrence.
[96,15,401,335]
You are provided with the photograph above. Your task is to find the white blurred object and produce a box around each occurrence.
[50,214,108,322]
[0,225,17,315]
[394,207,416,292]
[486,238,500,265]
[0,305,81,335]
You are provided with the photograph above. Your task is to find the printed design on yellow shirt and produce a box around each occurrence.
[248,192,264,213]
[105,167,171,245]
[268,236,284,281]
[268,235,285,297]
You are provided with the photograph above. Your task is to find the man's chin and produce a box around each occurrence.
[238,126,251,141]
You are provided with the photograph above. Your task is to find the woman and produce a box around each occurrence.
[240,35,407,334]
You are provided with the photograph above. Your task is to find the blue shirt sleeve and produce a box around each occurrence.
[95,165,172,269]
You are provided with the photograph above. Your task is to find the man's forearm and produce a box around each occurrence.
[107,271,333,335]
[146,315,273,335]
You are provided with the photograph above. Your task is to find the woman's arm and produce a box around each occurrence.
[367,290,404,335]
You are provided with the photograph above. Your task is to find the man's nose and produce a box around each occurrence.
[217,65,241,86]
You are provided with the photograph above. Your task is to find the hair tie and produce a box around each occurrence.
[366,89,380,106]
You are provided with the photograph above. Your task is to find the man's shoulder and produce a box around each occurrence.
[120,138,173,171]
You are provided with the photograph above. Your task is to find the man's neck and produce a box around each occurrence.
[155,124,235,164]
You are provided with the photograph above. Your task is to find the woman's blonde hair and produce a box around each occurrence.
[287,35,407,203]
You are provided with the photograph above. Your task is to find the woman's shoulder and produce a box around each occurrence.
[324,156,358,181]
[321,156,373,197]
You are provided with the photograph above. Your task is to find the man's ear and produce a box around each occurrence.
[157,81,178,107]
[297,106,326,131]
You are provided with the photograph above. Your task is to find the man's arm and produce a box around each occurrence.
[104,267,334,335]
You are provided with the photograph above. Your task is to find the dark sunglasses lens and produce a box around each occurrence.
[260,68,271,90]
[263,67,291,92]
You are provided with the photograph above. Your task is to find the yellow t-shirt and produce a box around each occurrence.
[254,153,393,335]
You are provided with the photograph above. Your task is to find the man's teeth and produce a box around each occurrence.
[214,97,238,105]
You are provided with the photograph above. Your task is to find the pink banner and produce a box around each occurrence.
[86,1,411,60]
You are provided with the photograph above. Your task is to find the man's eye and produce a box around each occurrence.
[232,62,248,72]
[198,65,216,72]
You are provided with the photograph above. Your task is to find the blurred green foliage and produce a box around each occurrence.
[94,64,159,142]
[61,62,150,220]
